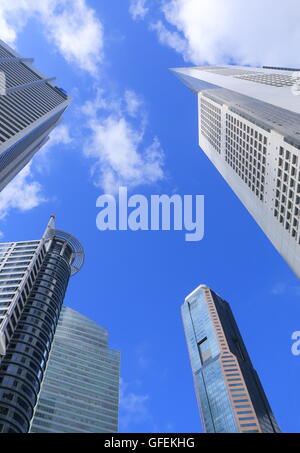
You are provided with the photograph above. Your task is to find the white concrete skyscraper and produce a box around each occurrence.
[172,65,300,278]
[0,39,71,191]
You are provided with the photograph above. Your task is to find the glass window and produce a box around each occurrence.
[198,337,211,364]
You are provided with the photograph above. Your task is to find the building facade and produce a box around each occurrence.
[181,284,280,433]
[30,306,120,433]
[0,39,70,191]
[173,65,300,279]
[0,217,84,433]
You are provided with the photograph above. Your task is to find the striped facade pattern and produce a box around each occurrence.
[0,221,84,433]
[201,287,262,433]
[182,285,281,433]
[0,40,70,191]
[0,240,45,357]
[30,307,120,433]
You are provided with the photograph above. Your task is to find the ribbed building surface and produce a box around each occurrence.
[182,284,281,433]
[30,307,120,433]
[0,39,70,191]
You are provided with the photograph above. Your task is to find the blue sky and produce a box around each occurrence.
[0,0,299,433]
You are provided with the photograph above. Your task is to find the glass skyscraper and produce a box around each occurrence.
[0,216,84,433]
[173,65,300,279]
[182,284,281,433]
[30,306,120,433]
[0,39,70,191]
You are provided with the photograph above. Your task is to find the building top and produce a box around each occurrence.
[171,65,300,114]
[185,283,208,300]
[202,87,300,150]
[0,217,84,355]
[43,216,85,275]
[0,39,70,100]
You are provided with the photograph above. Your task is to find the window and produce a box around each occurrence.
[274,146,300,243]
[198,337,211,364]
[13,412,25,426]
[200,97,222,153]
[3,392,13,401]
[225,114,266,201]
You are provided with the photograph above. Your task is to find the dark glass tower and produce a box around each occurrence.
[0,217,84,433]
[181,284,281,433]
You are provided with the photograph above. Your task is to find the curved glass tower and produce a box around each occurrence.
[30,307,120,433]
[182,284,281,433]
[0,217,84,433]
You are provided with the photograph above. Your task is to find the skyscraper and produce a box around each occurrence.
[172,65,300,279]
[181,284,281,433]
[0,39,71,191]
[30,306,120,433]
[0,216,84,433]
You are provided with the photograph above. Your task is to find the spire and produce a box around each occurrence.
[43,214,56,239]
[170,66,218,94]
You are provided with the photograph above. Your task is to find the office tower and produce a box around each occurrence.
[30,306,120,433]
[181,284,281,433]
[0,216,84,433]
[172,65,300,279]
[0,39,71,191]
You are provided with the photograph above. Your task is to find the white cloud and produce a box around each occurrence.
[0,0,104,76]
[0,10,19,44]
[119,379,150,431]
[0,124,72,220]
[271,282,300,296]
[46,124,72,149]
[135,341,152,369]
[81,88,110,117]
[129,0,149,21]
[35,124,73,173]
[150,20,187,55]
[124,90,142,118]
[0,164,46,220]
[152,0,300,67]
[82,89,165,193]
[271,282,286,296]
